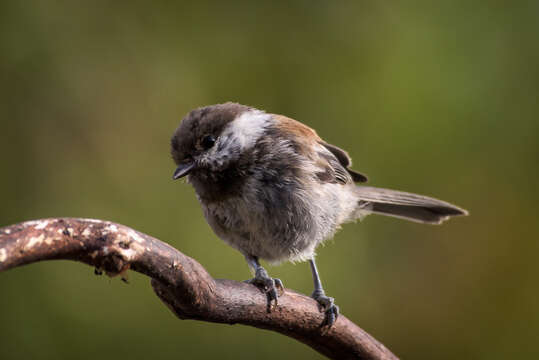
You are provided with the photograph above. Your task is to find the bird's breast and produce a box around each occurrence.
[199,177,351,263]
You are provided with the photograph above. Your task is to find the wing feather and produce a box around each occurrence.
[320,142,368,183]
[270,114,368,185]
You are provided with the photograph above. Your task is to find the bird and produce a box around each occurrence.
[170,102,468,326]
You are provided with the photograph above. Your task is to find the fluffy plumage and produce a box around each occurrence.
[171,102,468,325]
[171,102,466,263]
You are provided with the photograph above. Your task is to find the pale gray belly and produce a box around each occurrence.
[200,183,358,264]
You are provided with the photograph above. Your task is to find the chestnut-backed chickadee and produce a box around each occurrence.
[171,102,467,326]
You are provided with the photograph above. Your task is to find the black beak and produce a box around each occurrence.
[172,161,195,180]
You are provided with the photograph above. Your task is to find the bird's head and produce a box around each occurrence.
[170,102,271,182]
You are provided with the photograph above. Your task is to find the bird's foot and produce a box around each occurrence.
[245,267,284,310]
[312,289,339,327]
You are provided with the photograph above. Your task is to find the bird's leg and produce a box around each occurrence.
[309,258,339,327]
[244,255,284,309]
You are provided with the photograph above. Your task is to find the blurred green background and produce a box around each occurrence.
[1,1,538,359]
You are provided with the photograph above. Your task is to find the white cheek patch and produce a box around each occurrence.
[222,110,272,150]
[198,109,272,171]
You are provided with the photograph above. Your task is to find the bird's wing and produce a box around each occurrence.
[271,114,368,185]
[319,142,368,183]
[314,145,353,184]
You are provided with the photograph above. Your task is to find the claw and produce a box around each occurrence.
[274,278,285,296]
[312,290,339,327]
[245,268,284,311]
[323,303,339,327]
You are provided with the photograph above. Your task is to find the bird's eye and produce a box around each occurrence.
[201,135,216,150]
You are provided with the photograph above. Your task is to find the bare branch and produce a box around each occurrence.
[0,218,398,360]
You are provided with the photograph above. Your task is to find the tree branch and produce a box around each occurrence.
[0,218,398,360]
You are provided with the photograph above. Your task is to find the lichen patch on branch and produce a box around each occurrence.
[104,224,119,234]
[112,238,145,262]
[82,228,92,237]
[34,220,50,230]
[128,229,145,244]
[25,234,46,249]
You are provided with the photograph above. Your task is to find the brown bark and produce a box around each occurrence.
[0,218,398,360]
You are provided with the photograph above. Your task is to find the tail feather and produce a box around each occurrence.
[356,186,468,224]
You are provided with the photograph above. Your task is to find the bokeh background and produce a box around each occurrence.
[1,1,538,359]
